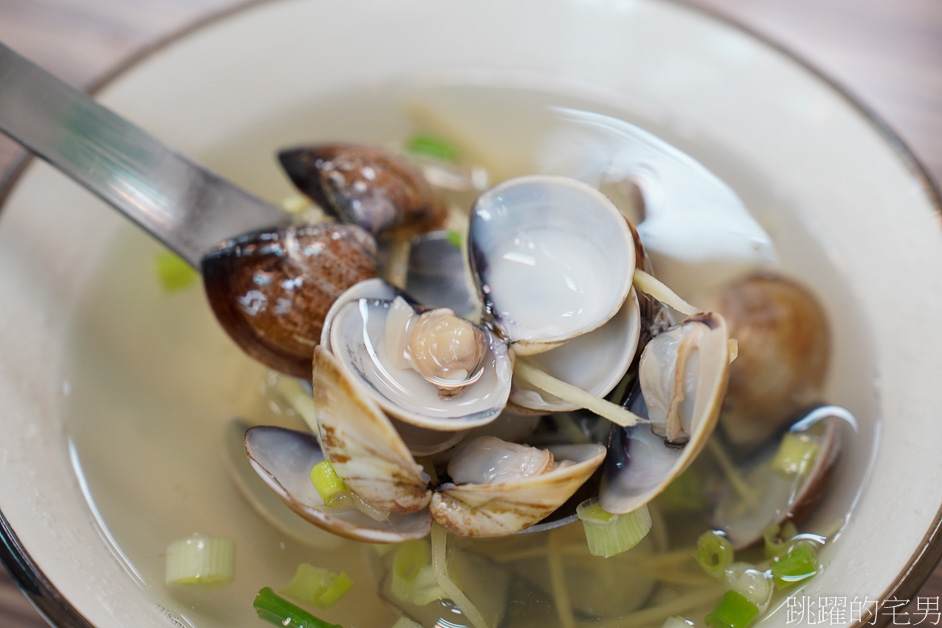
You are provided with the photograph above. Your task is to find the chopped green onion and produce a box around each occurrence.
[445,229,463,249]
[695,531,734,580]
[280,563,354,608]
[770,542,819,589]
[430,524,490,628]
[154,250,198,292]
[165,534,235,589]
[254,587,342,628]
[576,499,652,558]
[391,617,423,628]
[771,432,820,477]
[662,617,694,628]
[310,460,348,507]
[762,521,798,559]
[410,564,446,606]
[724,562,773,612]
[390,540,431,603]
[406,132,460,162]
[704,590,760,628]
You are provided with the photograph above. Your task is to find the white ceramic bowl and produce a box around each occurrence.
[1,0,941,627]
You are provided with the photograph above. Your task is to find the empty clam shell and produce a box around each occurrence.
[469,175,635,354]
[712,405,850,549]
[244,425,430,543]
[510,288,641,413]
[430,438,606,537]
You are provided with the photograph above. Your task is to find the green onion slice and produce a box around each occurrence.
[410,564,446,606]
[445,229,463,249]
[770,542,819,589]
[310,460,348,507]
[704,590,760,628]
[771,432,820,477]
[164,533,235,589]
[405,132,461,162]
[724,562,773,612]
[390,540,432,603]
[695,531,734,580]
[154,250,198,292]
[762,521,799,559]
[577,499,652,558]
[254,587,343,628]
[280,563,354,609]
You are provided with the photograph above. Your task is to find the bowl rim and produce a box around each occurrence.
[0,0,940,626]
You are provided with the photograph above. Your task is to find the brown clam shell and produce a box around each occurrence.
[279,143,447,237]
[700,273,829,451]
[201,223,378,378]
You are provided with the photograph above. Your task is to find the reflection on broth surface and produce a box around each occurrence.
[64,81,878,627]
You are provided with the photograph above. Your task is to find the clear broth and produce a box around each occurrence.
[64,81,879,627]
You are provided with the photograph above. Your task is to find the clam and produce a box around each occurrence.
[600,312,730,514]
[243,425,431,543]
[278,142,447,237]
[431,436,606,537]
[274,346,605,538]
[711,404,852,549]
[312,346,433,513]
[201,223,378,378]
[326,296,513,430]
[319,277,408,351]
[468,175,635,354]
[698,273,830,452]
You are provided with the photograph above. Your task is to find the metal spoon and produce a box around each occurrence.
[0,42,380,378]
[0,41,286,267]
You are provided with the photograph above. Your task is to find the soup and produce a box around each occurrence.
[63,81,878,627]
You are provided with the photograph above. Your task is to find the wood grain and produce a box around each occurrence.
[1,0,941,626]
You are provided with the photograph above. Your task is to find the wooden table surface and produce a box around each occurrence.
[1,0,940,626]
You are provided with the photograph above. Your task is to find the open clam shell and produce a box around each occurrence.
[312,346,432,514]
[319,277,408,350]
[244,425,431,543]
[510,288,641,413]
[600,313,729,514]
[406,230,478,318]
[469,175,635,354]
[430,439,606,537]
[712,405,850,549]
[327,297,512,431]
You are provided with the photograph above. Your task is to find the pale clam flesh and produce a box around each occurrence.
[326,297,513,431]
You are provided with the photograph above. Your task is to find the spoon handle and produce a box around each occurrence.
[0,42,286,267]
